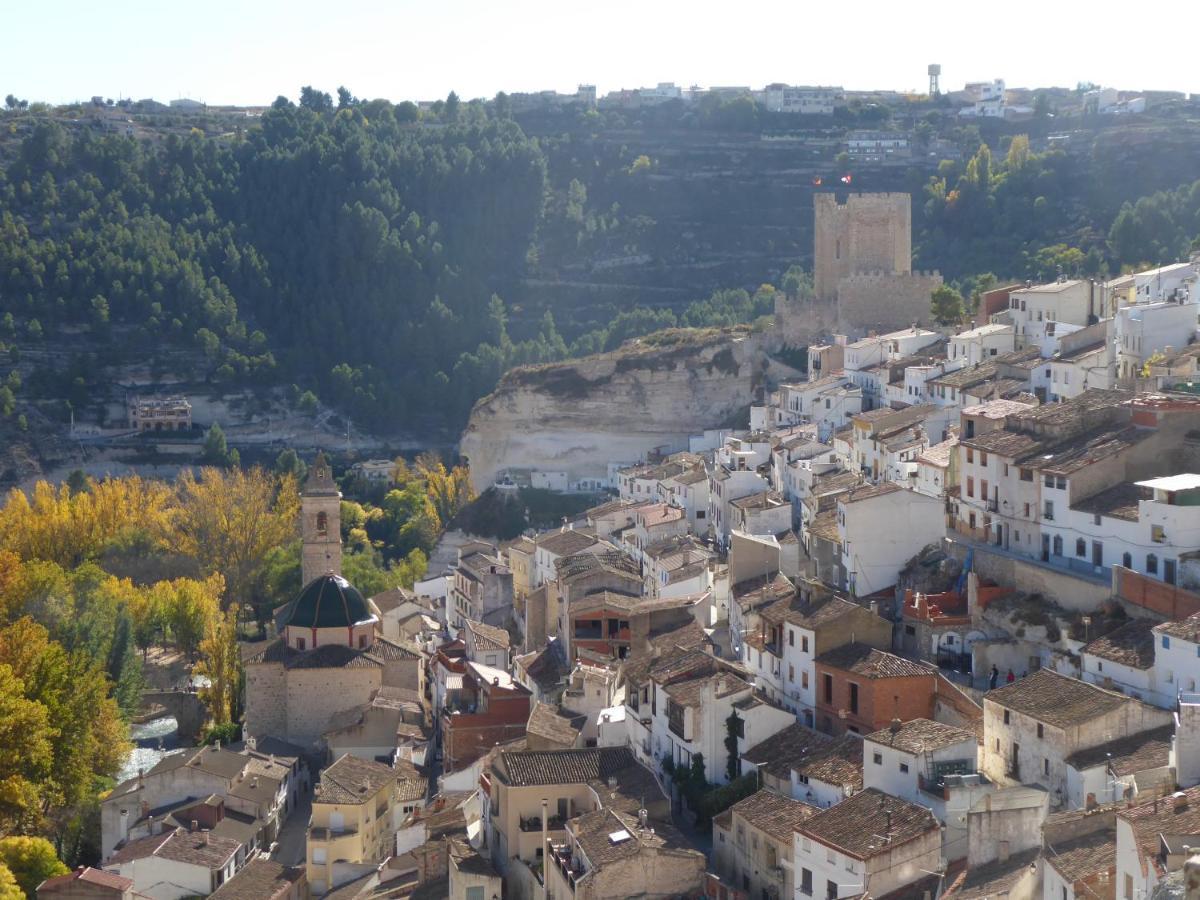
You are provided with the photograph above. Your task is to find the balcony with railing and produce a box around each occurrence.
[519,814,566,832]
[549,841,584,893]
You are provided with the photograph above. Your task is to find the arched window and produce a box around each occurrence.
[1147,554,1158,575]
[1052,535,1063,556]
[1123,552,1132,569]
[316,511,328,537]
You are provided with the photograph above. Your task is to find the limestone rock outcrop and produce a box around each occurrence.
[460,329,761,491]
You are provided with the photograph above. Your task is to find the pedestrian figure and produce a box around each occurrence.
[989,665,999,689]
[1006,668,1015,684]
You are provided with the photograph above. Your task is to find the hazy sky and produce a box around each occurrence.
[7,0,1195,107]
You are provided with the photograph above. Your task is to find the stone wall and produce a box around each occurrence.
[836,270,943,332]
[284,665,379,750]
[244,661,289,745]
[814,192,912,302]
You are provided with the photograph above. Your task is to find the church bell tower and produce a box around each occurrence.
[301,451,342,586]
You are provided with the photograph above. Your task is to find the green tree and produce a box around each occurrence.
[444,91,460,121]
[200,423,231,466]
[931,284,966,325]
[0,836,68,898]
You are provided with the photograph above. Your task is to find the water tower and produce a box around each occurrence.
[928,64,942,97]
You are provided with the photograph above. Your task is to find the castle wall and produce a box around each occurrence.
[837,271,943,332]
[814,193,912,302]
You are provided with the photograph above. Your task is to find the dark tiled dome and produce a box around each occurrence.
[284,574,371,629]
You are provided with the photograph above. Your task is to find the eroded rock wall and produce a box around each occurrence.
[460,330,764,491]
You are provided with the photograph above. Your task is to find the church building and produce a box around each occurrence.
[243,454,421,751]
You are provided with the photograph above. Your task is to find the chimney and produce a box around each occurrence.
[137,768,145,789]
[251,777,258,789]
[1175,792,1189,812]
[190,820,199,833]
[246,736,256,752]
[200,829,209,846]
[140,800,150,818]
[1086,793,1097,811]
[147,815,154,834]
[638,809,648,829]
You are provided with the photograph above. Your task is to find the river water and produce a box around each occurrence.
[119,716,181,784]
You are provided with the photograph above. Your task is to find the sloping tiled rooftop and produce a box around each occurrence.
[316,754,398,804]
[1081,618,1157,670]
[1045,829,1116,884]
[985,668,1131,728]
[526,702,582,747]
[1064,723,1173,775]
[864,718,976,754]
[741,723,863,789]
[815,643,932,679]
[714,789,818,840]
[801,788,937,859]
[1073,482,1145,522]
[493,746,641,787]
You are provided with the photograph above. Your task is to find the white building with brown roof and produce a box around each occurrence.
[103,826,242,900]
[1063,724,1174,810]
[461,619,511,670]
[864,719,991,862]
[713,790,818,900]
[740,722,864,808]
[982,669,1172,808]
[1079,618,1162,706]
[545,807,706,900]
[653,667,793,785]
[1115,784,1200,900]
[793,788,941,900]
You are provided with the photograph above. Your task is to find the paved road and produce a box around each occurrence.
[272,792,312,867]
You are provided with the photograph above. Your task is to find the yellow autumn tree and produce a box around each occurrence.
[195,603,241,727]
[151,575,223,659]
[169,468,300,606]
[416,454,475,526]
[0,476,170,568]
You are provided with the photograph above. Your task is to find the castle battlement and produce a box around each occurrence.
[840,269,942,281]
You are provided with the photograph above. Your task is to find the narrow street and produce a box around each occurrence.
[272,791,312,868]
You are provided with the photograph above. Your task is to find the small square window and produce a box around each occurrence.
[899,763,909,773]
[873,753,883,765]
[1163,636,1171,649]
[1003,710,1010,725]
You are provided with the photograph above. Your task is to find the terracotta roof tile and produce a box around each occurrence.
[801,789,937,859]
[815,644,933,679]
[1065,724,1173,775]
[864,719,976,754]
[1081,618,1157,669]
[316,755,399,805]
[526,702,582,747]
[715,790,818,840]
[1046,830,1116,884]
[985,669,1131,729]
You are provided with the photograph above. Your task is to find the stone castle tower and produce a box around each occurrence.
[813,192,912,303]
[300,452,342,586]
[811,192,941,332]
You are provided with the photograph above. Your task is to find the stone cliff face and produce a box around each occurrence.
[460,329,765,491]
